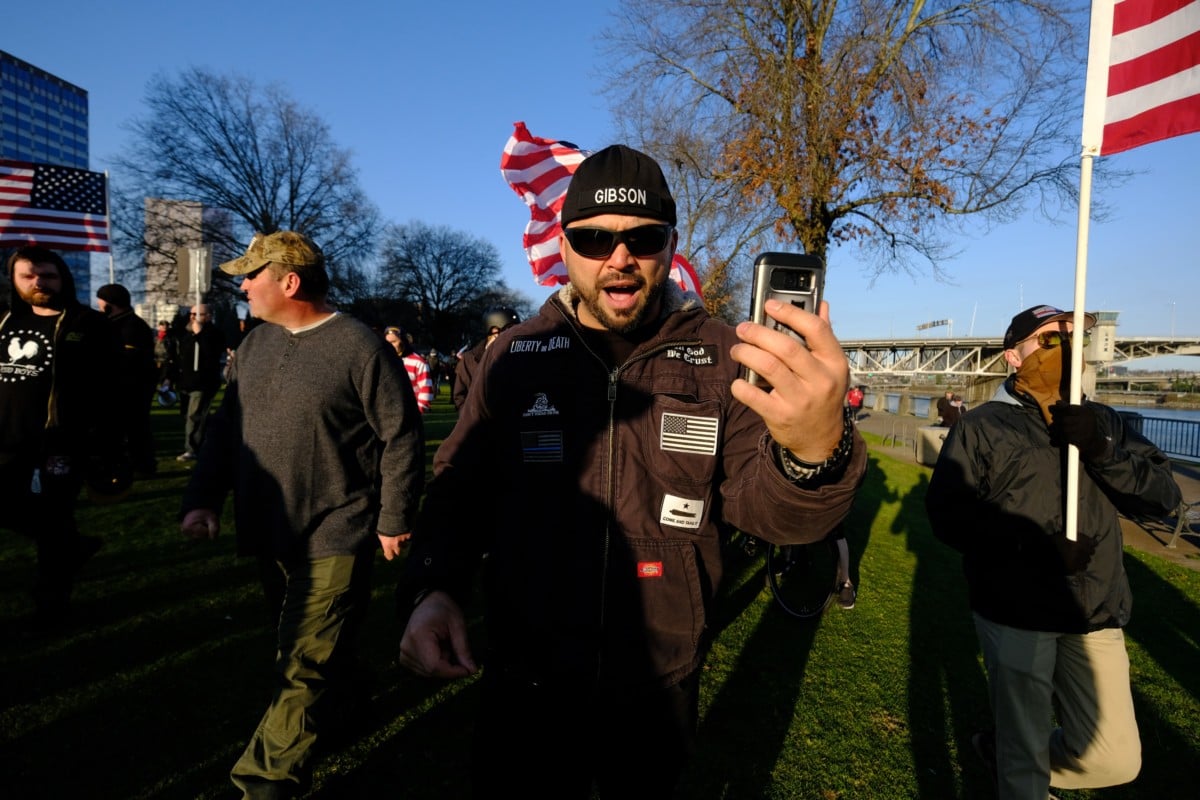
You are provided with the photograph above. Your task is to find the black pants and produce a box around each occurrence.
[0,459,86,616]
[179,387,217,456]
[471,667,699,799]
[122,378,159,472]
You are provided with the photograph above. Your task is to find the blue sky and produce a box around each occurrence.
[7,0,1198,368]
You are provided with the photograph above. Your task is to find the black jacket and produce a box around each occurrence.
[926,379,1180,633]
[108,308,157,394]
[175,324,226,393]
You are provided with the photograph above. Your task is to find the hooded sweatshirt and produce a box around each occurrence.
[1,256,121,469]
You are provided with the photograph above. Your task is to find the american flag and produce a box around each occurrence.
[500,122,704,297]
[0,159,110,252]
[660,412,719,455]
[1082,0,1200,155]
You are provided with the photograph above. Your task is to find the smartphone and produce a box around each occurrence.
[745,252,825,387]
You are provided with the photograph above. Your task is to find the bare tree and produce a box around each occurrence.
[604,0,1104,279]
[110,68,379,304]
[376,221,514,351]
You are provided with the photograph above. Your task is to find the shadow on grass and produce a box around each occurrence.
[896,470,993,799]
[679,454,894,797]
[309,677,480,800]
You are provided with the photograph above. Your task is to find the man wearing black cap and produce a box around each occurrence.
[926,304,1180,799]
[398,145,866,796]
[180,231,425,798]
[96,283,158,474]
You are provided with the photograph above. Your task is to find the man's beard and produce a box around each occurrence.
[577,274,665,334]
[18,286,62,310]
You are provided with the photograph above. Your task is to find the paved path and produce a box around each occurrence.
[852,410,1200,571]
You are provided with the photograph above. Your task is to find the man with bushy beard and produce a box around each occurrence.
[1,246,121,631]
[927,304,1181,800]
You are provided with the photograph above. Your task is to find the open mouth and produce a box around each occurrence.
[601,281,642,310]
[604,287,638,309]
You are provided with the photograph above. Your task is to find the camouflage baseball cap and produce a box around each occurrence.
[219,231,324,275]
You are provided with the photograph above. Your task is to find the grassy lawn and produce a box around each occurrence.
[2,388,1197,798]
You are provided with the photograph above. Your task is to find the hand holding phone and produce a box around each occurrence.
[745,252,825,387]
[732,252,848,464]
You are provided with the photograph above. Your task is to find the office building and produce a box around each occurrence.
[142,197,234,326]
[1,49,93,301]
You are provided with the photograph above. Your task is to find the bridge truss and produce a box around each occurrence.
[841,337,1200,379]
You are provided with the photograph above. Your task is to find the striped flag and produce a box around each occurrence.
[0,159,110,252]
[660,412,719,455]
[500,122,703,297]
[669,252,704,299]
[1082,0,1200,155]
[500,122,587,287]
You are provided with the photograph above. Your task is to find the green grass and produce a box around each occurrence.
[2,390,1197,798]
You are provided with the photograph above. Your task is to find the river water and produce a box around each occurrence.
[1112,406,1200,461]
[1112,406,1200,423]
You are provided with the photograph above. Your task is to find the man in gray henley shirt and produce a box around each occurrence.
[181,230,424,799]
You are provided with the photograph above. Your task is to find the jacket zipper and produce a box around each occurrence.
[549,300,705,678]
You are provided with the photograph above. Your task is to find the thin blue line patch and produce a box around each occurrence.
[521,430,564,463]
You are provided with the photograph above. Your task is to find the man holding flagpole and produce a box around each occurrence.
[926,304,1180,799]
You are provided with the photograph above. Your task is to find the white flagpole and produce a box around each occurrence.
[1066,154,1094,542]
[104,170,114,284]
[1067,0,1116,541]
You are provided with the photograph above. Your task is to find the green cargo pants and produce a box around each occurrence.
[231,551,373,799]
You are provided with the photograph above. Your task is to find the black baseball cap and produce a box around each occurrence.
[559,144,676,227]
[96,283,131,307]
[1003,305,1097,349]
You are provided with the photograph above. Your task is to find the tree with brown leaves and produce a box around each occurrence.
[604,0,1098,283]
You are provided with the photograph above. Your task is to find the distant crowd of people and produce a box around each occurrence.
[3,142,1184,800]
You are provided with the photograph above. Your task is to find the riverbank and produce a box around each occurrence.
[853,410,1200,571]
[1095,393,1200,411]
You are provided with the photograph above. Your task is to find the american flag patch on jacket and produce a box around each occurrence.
[521,430,564,463]
[660,413,719,455]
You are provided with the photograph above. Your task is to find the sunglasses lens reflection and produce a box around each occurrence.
[1036,332,1090,349]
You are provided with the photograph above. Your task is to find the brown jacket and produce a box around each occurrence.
[403,282,865,687]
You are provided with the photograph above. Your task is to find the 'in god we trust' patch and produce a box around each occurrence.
[663,345,716,366]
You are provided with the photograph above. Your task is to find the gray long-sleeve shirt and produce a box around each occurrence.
[182,313,424,560]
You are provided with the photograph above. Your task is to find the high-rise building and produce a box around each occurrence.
[142,198,235,326]
[1,49,93,301]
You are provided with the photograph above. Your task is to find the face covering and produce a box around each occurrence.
[1012,343,1071,426]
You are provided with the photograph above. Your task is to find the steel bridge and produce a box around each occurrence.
[841,335,1200,379]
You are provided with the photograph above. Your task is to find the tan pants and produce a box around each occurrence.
[974,614,1141,800]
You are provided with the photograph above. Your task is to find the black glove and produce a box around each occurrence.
[1049,402,1112,461]
[1053,531,1100,573]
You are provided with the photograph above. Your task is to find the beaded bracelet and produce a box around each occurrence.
[776,405,855,484]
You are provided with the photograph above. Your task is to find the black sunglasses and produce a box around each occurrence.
[562,224,673,259]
